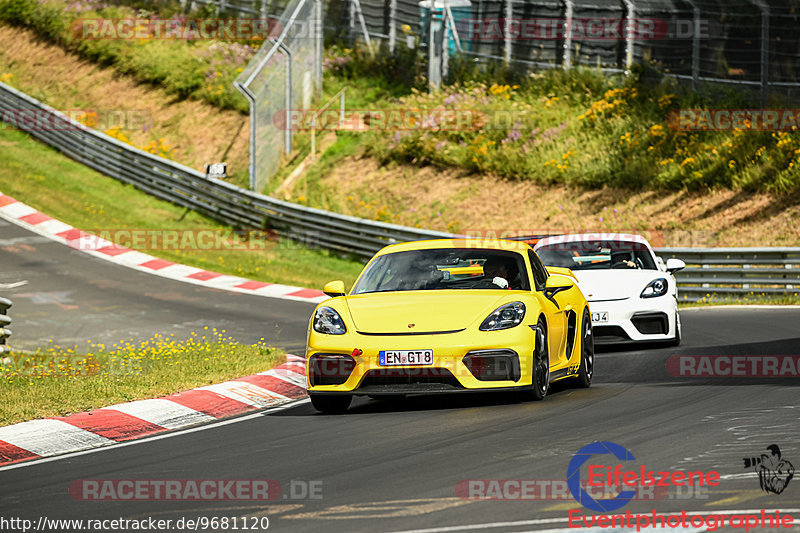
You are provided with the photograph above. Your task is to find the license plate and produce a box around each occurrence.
[379,349,433,366]
[591,311,609,324]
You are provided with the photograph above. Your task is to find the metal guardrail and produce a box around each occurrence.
[0,81,451,260]
[0,297,11,353]
[2,82,799,302]
[656,248,800,303]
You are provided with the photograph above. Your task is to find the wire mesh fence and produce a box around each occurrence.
[345,0,800,100]
[233,0,322,192]
[193,0,800,188]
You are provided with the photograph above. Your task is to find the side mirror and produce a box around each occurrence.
[544,274,573,300]
[323,280,346,297]
[665,258,686,273]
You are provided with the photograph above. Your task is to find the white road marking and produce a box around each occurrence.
[0,398,310,473]
[0,280,28,289]
[264,367,307,388]
[0,419,114,456]
[200,381,289,408]
[103,398,216,430]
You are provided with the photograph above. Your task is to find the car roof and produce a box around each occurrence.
[534,232,652,249]
[375,238,533,256]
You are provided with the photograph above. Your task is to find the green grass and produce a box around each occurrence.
[264,60,417,195]
[679,293,800,308]
[0,331,284,425]
[0,126,365,290]
[366,63,800,193]
[4,0,798,193]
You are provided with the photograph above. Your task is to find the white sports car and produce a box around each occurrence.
[533,233,685,345]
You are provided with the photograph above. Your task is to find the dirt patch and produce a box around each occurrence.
[0,25,249,181]
[312,152,800,247]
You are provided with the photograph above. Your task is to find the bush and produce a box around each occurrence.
[368,65,800,193]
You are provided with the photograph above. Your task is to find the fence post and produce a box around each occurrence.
[233,81,257,190]
[315,0,323,96]
[0,297,11,354]
[389,0,397,54]
[563,0,574,69]
[691,1,700,90]
[622,0,634,72]
[428,6,443,88]
[751,0,769,106]
[351,0,373,48]
[444,0,463,52]
[442,0,450,79]
[311,115,316,159]
[275,41,293,154]
[350,0,356,43]
[504,0,513,63]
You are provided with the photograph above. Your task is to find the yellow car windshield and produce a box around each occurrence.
[352,248,531,294]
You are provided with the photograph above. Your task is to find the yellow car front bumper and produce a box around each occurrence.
[306,325,539,395]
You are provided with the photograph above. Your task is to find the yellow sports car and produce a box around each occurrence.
[306,239,594,413]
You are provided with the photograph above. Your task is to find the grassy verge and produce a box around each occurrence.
[680,293,800,307]
[0,0,254,111]
[4,0,798,194]
[0,125,365,290]
[366,65,800,193]
[264,51,418,194]
[0,331,283,425]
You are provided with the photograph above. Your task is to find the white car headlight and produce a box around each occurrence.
[313,306,347,335]
[480,302,526,331]
[641,278,668,298]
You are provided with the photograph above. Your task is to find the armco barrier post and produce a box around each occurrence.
[563,0,574,69]
[0,297,11,353]
[623,0,635,71]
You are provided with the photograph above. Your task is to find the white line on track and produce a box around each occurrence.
[0,398,310,473]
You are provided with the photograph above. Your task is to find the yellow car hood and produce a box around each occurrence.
[344,290,511,334]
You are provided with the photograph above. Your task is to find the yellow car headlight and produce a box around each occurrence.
[479,302,526,331]
[313,306,347,335]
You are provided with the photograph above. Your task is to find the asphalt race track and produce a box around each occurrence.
[2,219,800,533]
[0,219,314,354]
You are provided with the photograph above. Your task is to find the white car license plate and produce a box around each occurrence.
[379,350,433,366]
[591,311,609,324]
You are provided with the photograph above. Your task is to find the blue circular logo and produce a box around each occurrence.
[567,441,637,513]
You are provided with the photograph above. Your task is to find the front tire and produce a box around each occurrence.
[531,317,550,401]
[310,394,352,414]
[574,308,594,388]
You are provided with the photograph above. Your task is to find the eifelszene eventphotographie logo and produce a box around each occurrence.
[567,441,721,512]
